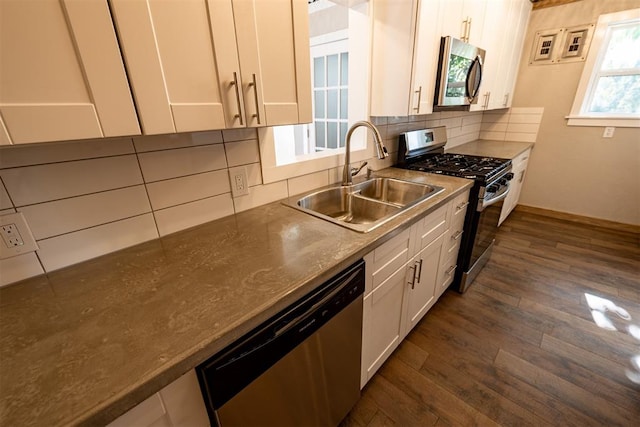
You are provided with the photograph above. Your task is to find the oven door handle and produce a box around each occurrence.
[478,186,510,212]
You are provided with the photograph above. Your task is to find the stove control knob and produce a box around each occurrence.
[505,172,514,181]
[487,184,499,193]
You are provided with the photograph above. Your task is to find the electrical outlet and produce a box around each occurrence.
[1,224,24,247]
[0,212,39,259]
[228,166,250,197]
[603,127,615,138]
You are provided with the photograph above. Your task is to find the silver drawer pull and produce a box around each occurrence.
[249,73,261,125]
[415,259,423,284]
[446,265,456,275]
[451,230,463,240]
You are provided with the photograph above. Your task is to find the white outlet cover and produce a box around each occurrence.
[228,166,250,197]
[0,212,39,259]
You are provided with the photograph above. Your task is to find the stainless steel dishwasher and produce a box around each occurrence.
[196,259,365,427]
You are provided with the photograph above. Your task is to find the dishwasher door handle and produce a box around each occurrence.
[274,268,361,338]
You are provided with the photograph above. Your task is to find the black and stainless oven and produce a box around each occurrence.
[398,127,512,293]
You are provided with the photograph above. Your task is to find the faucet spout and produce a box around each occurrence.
[342,121,388,186]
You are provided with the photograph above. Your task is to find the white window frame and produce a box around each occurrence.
[566,8,640,127]
[259,2,372,184]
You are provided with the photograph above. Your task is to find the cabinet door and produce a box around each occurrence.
[499,0,531,109]
[437,0,486,44]
[110,0,232,134]
[410,0,441,115]
[470,0,511,112]
[233,0,312,126]
[404,233,444,335]
[499,148,531,225]
[361,264,407,388]
[0,0,140,144]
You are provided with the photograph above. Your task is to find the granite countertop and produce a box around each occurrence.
[446,139,533,159]
[0,168,472,427]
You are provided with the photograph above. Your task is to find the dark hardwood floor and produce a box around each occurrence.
[343,207,640,426]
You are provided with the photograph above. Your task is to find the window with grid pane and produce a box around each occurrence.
[313,52,348,151]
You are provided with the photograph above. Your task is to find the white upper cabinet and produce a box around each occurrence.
[110,0,311,135]
[370,0,440,116]
[0,0,140,145]
[437,0,486,44]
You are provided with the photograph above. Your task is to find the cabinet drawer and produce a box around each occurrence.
[436,254,457,299]
[415,203,448,252]
[367,227,412,295]
[450,190,470,228]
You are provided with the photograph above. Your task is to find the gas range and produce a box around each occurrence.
[397,127,513,294]
[405,153,511,181]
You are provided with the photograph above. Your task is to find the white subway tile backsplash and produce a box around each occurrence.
[245,163,263,187]
[509,114,543,124]
[0,253,44,287]
[153,193,234,236]
[0,180,12,210]
[224,139,260,167]
[233,181,288,213]
[482,112,510,123]
[479,131,507,141]
[0,208,16,216]
[137,144,227,182]
[222,128,258,142]
[287,170,329,196]
[506,123,541,133]
[18,186,151,240]
[146,170,230,210]
[504,132,538,142]
[0,155,143,207]
[481,122,508,132]
[133,131,223,153]
[0,138,135,169]
[36,214,158,272]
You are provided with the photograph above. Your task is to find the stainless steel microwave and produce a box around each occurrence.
[434,36,486,110]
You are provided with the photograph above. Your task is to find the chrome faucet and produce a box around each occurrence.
[342,121,388,186]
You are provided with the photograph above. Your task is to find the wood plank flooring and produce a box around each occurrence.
[342,207,640,426]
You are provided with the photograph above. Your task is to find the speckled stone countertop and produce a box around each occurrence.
[0,168,471,427]
[446,139,533,159]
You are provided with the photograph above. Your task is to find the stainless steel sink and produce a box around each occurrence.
[286,177,444,232]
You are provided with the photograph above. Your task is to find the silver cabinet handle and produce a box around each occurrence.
[446,265,456,275]
[408,264,417,289]
[519,169,526,183]
[415,259,423,285]
[466,17,472,42]
[249,73,261,125]
[456,201,469,211]
[231,72,243,125]
[451,230,463,240]
[503,93,509,107]
[461,18,468,41]
[413,86,422,112]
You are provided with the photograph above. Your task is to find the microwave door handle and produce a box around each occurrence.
[465,55,483,103]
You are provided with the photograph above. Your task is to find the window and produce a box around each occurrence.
[313,50,349,152]
[568,8,640,127]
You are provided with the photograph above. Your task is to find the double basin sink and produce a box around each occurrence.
[286,177,444,232]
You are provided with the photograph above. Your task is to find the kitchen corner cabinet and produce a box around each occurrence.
[0,0,140,145]
[107,370,209,427]
[361,190,469,387]
[110,0,311,135]
[499,148,530,225]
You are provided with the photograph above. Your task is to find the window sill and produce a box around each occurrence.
[565,116,640,128]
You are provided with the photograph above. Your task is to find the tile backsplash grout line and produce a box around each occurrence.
[133,146,162,239]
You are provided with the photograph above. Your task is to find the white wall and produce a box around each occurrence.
[511,0,640,225]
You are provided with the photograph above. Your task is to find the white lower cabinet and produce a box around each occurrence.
[107,370,209,427]
[361,190,469,387]
[499,148,531,225]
